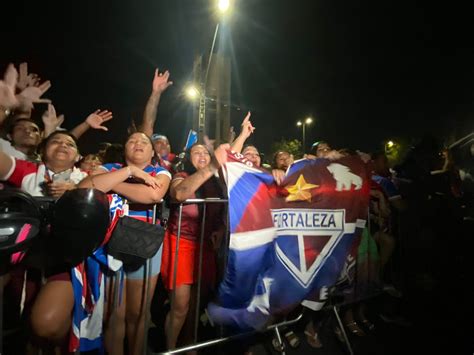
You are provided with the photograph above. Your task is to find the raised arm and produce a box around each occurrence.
[70,110,113,139]
[230,112,254,153]
[171,165,216,202]
[42,104,65,137]
[171,144,229,202]
[1,63,51,127]
[139,69,173,137]
[0,64,19,127]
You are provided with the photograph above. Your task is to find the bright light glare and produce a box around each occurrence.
[296,121,302,126]
[185,85,200,100]
[305,117,313,124]
[218,0,230,13]
[387,140,394,148]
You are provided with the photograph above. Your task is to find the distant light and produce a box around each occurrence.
[305,117,313,124]
[217,0,230,13]
[185,85,200,100]
[296,121,302,127]
[387,140,394,148]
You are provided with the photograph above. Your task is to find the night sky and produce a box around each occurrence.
[2,0,474,156]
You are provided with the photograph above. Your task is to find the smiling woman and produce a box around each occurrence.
[0,130,89,350]
[160,143,227,350]
[0,131,86,197]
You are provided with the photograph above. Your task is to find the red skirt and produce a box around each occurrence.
[160,231,216,290]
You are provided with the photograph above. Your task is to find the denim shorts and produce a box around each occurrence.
[125,244,163,280]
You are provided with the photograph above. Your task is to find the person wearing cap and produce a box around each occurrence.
[306,140,332,159]
[151,133,176,172]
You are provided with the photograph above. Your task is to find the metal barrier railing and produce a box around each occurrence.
[112,197,399,355]
[169,198,229,352]
[152,198,307,355]
[0,194,387,355]
[150,199,378,355]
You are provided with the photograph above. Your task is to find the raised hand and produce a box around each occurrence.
[228,126,236,143]
[213,143,231,167]
[85,110,113,131]
[0,64,19,109]
[272,169,286,185]
[203,135,216,154]
[17,80,51,110]
[240,111,255,139]
[152,69,173,94]
[42,104,65,130]
[16,63,29,91]
[26,73,40,88]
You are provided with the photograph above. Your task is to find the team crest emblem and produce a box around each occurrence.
[272,209,345,288]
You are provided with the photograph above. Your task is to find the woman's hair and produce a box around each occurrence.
[310,140,329,153]
[125,131,153,146]
[242,145,259,154]
[175,143,210,175]
[101,143,125,165]
[169,143,224,210]
[272,150,289,167]
[77,153,102,167]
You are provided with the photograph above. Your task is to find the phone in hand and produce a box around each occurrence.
[52,169,72,182]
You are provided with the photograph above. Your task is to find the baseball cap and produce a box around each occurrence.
[151,134,168,142]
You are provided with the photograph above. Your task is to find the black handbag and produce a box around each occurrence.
[107,215,164,272]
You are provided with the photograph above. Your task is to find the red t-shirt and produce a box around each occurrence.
[167,171,225,240]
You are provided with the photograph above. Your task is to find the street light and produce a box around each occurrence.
[297,117,313,152]
[196,0,233,140]
[217,0,231,14]
[185,85,200,100]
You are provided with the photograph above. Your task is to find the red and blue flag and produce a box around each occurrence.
[208,153,369,329]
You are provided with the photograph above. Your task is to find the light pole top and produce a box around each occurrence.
[185,85,200,100]
[217,0,231,14]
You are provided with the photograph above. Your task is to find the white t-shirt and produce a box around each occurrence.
[0,138,28,160]
[1,156,87,196]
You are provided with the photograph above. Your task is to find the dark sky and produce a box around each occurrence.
[2,0,474,156]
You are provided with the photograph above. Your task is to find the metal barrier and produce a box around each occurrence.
[147,199,381,354]
[0,195,384,355]
[168,198,229,352]
[150,198,306,355]
[109,198,389,355]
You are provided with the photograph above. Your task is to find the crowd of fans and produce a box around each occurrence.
[0,62,473,354]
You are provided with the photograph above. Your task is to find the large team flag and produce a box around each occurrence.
[207,152,370,329]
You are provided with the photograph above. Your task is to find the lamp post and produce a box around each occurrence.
[297,117,313,152]
[196,0,232,140]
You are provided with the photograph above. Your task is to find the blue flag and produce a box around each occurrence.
[208,154,370,329]
[184,130,198,151]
